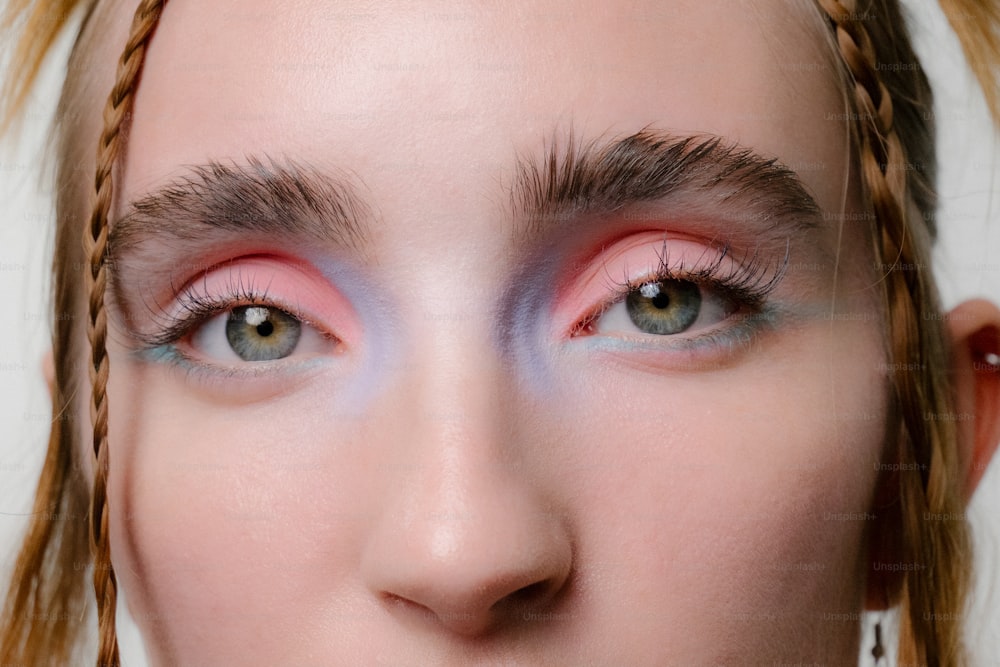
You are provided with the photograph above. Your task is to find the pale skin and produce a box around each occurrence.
[51,0,1000,664]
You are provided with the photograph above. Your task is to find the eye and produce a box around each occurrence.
[226,306,300,361]
[189,304,333,363]
[582,277,739,338]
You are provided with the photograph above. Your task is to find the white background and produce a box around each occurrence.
[0,1,998,663]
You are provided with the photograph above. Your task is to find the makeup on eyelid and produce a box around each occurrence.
[123,228,803,384]
[68,0,929,661]
[554,233,786,334]
[128,255,359,352]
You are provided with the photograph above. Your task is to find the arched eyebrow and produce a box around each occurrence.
[507,129,823,247]
[109,155,372,258]
[107,129,825,293]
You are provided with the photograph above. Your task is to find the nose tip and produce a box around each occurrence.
[362,489,574,637]
[379,565,569,636]
[360,323,573,638]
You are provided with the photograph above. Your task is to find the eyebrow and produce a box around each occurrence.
[107,129,823,291]
[109,156,371,257]
[507,128,822,247]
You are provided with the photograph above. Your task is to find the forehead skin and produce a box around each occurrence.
[92,0,887,664]
[120,0,850,225]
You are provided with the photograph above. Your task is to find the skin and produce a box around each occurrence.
[57,0,995,663]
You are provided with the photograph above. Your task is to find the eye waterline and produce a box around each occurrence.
[124,242,805,393]
[124,250,396,411]
[571,300,792,358]
[131,342,333,385]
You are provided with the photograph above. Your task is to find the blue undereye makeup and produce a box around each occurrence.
[133,329,329,382]
[127,252,399,399]
[128,269,335,381]
[128,238,789,381]
[568,240,790,357]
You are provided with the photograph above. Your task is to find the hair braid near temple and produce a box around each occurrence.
[816,1,971,664]
[85,1,166,664]
[1,0,999,665]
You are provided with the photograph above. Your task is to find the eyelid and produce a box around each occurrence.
[554,232,781,339]
[132,254,361,349]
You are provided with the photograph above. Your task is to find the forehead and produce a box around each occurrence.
[123,0,846,219]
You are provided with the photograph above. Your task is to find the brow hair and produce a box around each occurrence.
[509,128,823,245]
[109,155,372,256]
[106,128,827,308]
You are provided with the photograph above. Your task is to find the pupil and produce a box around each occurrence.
[625,279,701,336]
[651,289,670,309]
[225,305,302,362]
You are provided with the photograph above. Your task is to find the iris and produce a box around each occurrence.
[625,280,701,335]
[225,306,302,361]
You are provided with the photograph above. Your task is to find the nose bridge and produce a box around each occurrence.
[359,283,573,636]
[418,309,502,428]
[398,256,514,453]
[392,297,519,547]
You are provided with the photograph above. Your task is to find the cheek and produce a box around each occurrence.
[102,301,888,661]
[105,366,380,659]
[543,316,888,656]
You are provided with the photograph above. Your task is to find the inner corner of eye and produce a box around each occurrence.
[568,309,601,338]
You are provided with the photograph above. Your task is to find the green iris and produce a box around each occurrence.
[226,306,301,361]
[625,279,701,335]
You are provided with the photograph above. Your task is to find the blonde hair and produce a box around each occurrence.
[2,0,999,664]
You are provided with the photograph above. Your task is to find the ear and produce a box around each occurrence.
[865,298,1000,611]
[945,299,1000,502]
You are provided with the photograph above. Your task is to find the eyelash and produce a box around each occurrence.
[574,241,788,337]
[132,241,787,376]
[136,274,326,351]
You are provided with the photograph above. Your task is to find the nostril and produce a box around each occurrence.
[491,580,558,620]
[487,579,564,630]
[509,581,549,603]
[362,474,575,636]
[382,591,432,618]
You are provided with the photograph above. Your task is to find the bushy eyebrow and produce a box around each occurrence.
[106,128,825,289]
[508,128,822,246]
[109,156,371,258]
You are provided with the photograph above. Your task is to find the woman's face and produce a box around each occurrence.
[96,0,889,663]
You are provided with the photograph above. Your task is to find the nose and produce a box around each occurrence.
[359,346,573,637]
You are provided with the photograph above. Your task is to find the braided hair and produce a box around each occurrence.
[816,1,970,664]
[84,2,166,664]
[1,1,998,664]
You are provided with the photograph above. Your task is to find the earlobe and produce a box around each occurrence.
[944,299,1000,502]
[866,299,1000,610]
